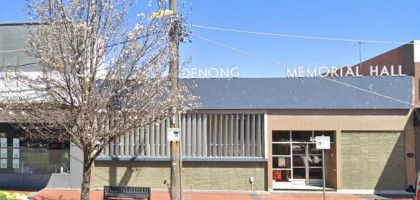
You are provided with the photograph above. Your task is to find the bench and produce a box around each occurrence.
[103,186,151,200]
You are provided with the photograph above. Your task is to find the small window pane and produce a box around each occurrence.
[308,154,322,167]
[272,131,290,142]
[309,168,323,179]
[292,144,305,154]
[273,157,291,168]
[292,155,306,167]
[308,144,322,153]
[293,168,305,179]
[272,143,290,155]
[273,170,291,182]
[291,131,312,142]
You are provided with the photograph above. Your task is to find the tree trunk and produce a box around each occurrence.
[81,154,92,200]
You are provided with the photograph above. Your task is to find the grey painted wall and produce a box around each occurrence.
[184,77,413,109]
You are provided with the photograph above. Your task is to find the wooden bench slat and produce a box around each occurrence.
[104,186,151,200]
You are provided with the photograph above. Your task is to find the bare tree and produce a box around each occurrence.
[0,0,193,199]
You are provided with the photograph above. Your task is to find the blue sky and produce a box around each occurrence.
[1,0,419,77]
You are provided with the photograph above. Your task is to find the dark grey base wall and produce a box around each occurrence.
[93,161,266,191]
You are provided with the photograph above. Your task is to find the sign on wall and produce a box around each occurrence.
[167,128,181,142]
[180,67,240,78]
[315,135,330,150]
[286,65,406,78]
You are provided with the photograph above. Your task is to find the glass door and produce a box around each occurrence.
[291,131,323,186]
[308,143,323,185]
[272,131,333,189]
[291,141,323,186]
[291,143,306,180]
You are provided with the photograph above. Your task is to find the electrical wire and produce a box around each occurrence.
[191,24,414,45]
[190,33,285,66]
[0,23,415,53]
[0,23,414,105]
[191,33,413,106]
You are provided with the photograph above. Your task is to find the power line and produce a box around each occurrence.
[0,24,414,54]
[191,24,414,45]
[321,77,412,106]
[190,33,285,66]
[0,23,413,105]
[191,33,412,106]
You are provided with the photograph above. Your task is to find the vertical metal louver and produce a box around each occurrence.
[102,113,265,158]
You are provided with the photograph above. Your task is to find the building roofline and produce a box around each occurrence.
[180,76,411,80]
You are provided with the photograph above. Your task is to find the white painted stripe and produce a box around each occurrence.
[264,112,268,159]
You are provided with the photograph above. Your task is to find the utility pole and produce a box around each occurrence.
[168,0,181,200]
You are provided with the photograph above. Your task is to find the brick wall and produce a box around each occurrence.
[340,132,406,190]
[339,44,414,76]
[92,161,266,191]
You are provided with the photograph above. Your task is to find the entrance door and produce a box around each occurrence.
[272,131,332,189]
[292,142,323,187]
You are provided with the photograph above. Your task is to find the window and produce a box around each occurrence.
[272,130,334,184]
[0,123,70,174]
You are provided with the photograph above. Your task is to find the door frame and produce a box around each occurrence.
[271,130,331,189]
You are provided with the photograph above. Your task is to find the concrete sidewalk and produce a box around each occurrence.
[27,189,413,200]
